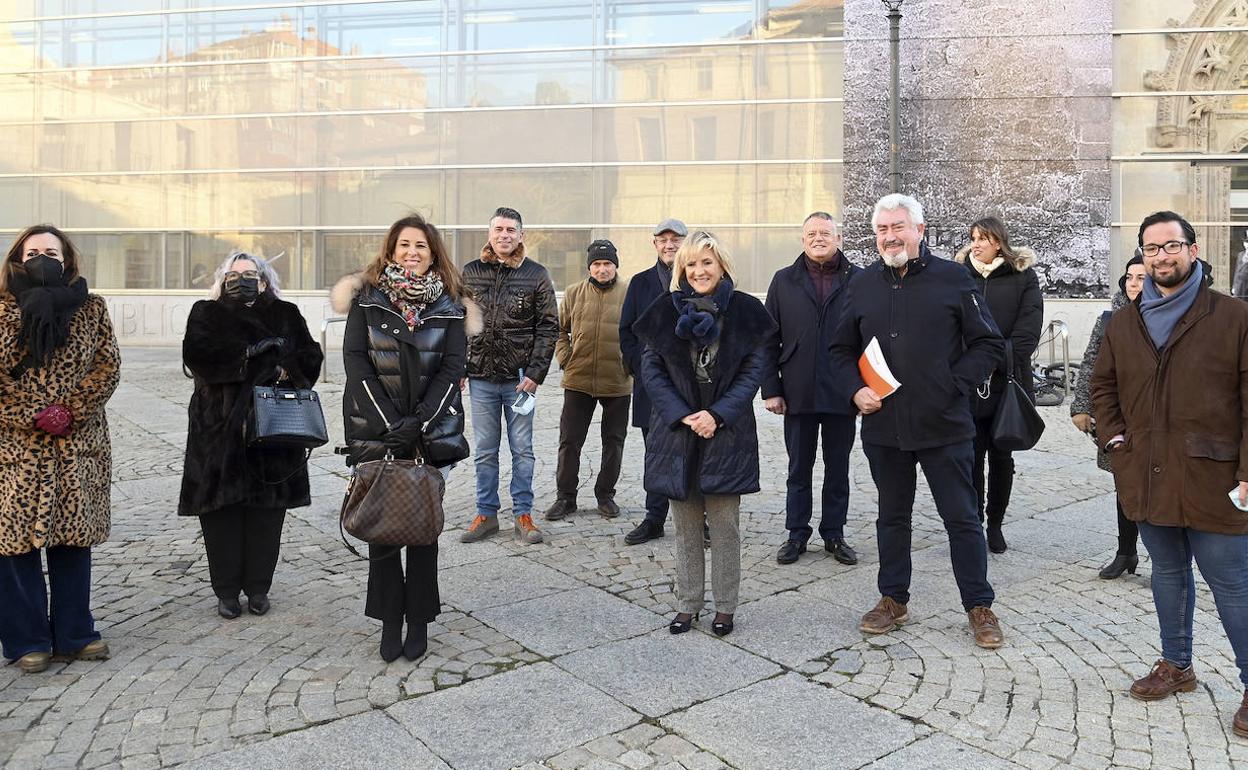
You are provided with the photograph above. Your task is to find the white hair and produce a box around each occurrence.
[208,249,283,299]
[871,194,925,229]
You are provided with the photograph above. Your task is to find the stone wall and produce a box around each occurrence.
[842,0,1114,296]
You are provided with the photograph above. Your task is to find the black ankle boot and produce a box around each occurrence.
[1099,553,1139,580]
[404,622,429,661]
[986,524,1007,554]
[380,621,403,662]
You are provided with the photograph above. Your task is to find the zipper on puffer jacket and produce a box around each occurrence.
[422,383,457,431]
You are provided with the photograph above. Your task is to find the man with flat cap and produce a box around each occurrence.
[545,239,633,521]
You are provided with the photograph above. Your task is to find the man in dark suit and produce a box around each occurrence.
[763,212,861,566]
[618,218,687,545]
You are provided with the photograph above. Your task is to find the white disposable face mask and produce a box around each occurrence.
[511,391,536,416]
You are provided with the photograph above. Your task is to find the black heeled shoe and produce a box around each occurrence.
[247,594,270,616]
[380,621,403,662]
[404,622,429,661]
[712,613,734,637]
[1099,553,1139,580]
[217,597,242,619]
[669,613,697,634]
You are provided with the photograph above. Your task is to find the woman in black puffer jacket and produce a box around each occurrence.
[332,214,479,662]
[953,217,1043,554]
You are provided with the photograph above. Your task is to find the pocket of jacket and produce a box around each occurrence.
[1184,433,1238,463]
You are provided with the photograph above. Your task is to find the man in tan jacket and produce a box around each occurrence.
[545,240,632,520]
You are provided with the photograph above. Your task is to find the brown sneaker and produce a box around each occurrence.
[967,606,1004,649]
[459,514,499,543]
[17,651,50,674]
[514,513,544,544]
[1129,659,1198,701]
[1234,690,1248,739]
[860,596,908,634]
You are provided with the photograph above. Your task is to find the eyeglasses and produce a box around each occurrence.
[1136,241,1189,258]
[224,270,260,281]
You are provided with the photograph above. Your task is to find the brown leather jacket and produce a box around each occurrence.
[1091,281,1248,535]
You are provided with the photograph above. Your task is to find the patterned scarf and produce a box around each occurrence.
[378,263,444,331]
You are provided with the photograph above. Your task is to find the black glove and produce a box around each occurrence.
[383,410,427,453]
[245,336,289,359]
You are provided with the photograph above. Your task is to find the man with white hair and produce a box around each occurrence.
[828,194,1006,649]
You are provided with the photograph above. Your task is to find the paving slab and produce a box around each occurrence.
[439,555,581,612]
[180,712,450,770]
[556,629,781,717]
[725,590,863,667]
[475,586,667,656]
[865,734,1027,769]
[661,674,917,770]
[387,663,638,770]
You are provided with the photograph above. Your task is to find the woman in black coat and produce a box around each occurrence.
[633,231,775,637]
[179,252,323,620]
[332,214,477,663]
[953,217,1043,554]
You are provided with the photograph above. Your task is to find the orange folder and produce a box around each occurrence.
[858,337,901,398]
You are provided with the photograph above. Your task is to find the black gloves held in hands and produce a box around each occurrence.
[246,336,289,359]
[383,409,427,453]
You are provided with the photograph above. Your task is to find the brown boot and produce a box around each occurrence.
[967,606,1004,649]
[1233,690,1248,739]
[859,596,908,634]
[1129,659,1197,701]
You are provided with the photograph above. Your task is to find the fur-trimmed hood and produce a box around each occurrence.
[479,241,527,269]
[330,271,483,335]
[954,244,1037,272]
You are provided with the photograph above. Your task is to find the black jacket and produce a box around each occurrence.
[332,273,476,467]
[178,292,324,516]
[762,252,861,415]
[633,289,776,500]
[953,246,1044,417]
[619,258,672,428]
[462,244,558,383]
[828,244,1004,451]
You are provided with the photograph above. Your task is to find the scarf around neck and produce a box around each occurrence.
[970,256,1005,279]
[379,263,444,331]
[672,276,734,348]
[7,271,89,376]
[655,258,673,293]
[1139,260,1202,350]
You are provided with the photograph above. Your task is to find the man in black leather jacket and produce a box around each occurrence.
[459,207,559,545]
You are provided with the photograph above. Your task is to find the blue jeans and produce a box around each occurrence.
[1137,522,1248,687]
[469,378,536,518]
[0,546,100,660]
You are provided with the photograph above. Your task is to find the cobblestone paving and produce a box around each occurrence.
[1,348,1246,769]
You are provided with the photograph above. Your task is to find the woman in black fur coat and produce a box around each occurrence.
[178,251,323,620]
[332,214,478,663]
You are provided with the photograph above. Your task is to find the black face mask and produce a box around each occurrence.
[223,276,260,302]
[23,255,65,287]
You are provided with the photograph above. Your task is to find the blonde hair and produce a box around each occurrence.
[669,230,737,292]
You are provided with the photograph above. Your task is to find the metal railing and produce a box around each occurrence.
[1039,319,1071,397]
[320,316,347,382]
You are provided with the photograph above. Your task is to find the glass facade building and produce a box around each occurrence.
[1,0,844,294]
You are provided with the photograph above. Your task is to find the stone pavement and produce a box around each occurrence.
[2,347,1246,770]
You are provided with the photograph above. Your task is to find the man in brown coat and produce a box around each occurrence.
[1091,210,1248,739]
[544,240,632,520]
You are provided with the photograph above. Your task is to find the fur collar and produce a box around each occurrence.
[480,242,527,269]
[954,244,1036,272]
[633,289,776,362]
[330,271,483,335]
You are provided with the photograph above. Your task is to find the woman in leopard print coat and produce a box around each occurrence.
[0,224,120,674]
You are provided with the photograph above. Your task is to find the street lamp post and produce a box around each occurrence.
[882,0,903,194]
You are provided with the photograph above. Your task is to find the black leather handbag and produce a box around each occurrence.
[990,343,1045,452]
[248,385,329,449]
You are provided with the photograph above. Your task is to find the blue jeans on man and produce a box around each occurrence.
[469,378,536,518]
[1137,522,1248,688]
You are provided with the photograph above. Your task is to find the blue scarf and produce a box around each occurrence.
[672,276,734,347]
[1139,260,1202,350]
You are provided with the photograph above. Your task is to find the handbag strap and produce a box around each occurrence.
[1001,340,1016,383]
[336,454,412,562]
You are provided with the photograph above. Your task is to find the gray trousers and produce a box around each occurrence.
[670,491,741,615]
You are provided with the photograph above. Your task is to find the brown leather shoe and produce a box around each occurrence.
[17,651,51,674]
[967,606,1004,649]
[860,596,908,634]
[1234,690,1248,739]
[1129,659,1197,701]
